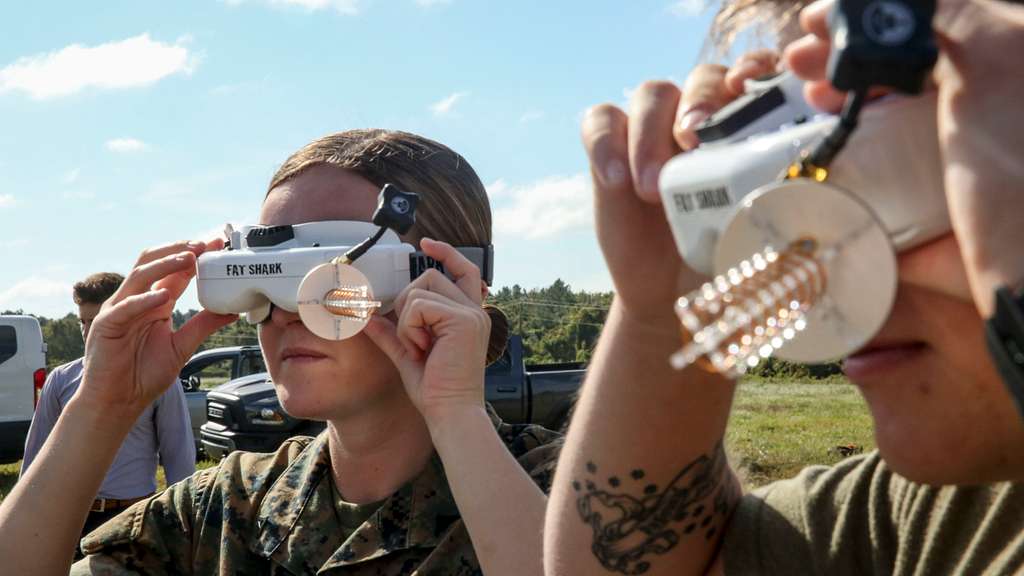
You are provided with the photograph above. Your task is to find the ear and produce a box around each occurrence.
[481,284,489,301]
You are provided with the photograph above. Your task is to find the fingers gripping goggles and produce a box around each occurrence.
[657,0,944,374]
[196,185,494,340]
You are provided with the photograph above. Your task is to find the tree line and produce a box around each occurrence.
[6,279,839,379]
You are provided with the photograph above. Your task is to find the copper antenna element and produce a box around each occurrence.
[322,285,381,320]
[671,239,828,378]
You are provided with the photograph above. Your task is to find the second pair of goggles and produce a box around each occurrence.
[658,0,943,364]
[196,184,494,340]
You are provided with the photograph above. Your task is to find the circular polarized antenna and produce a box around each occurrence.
[297,263,378,341]
[713,178,898,363]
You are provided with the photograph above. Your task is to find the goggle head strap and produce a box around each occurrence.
[410,245,495,286]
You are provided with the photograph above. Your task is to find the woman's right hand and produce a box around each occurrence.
[77,240,237,421]
[582,50,780,329]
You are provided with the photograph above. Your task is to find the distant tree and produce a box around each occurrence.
[41,314,84,369]
[12,282,842,378]
[488,279,612,366]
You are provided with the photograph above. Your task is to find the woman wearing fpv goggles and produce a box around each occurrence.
[3,129,561,575]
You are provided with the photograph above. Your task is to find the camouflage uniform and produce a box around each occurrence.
[71,408,562,575]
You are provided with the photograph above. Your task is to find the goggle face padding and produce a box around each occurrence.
[658,72,950,367]
[196,220,493,340]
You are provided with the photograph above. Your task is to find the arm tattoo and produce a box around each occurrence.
[573,441,733,574]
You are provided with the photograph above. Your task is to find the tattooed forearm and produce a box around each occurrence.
[572,441,734,575]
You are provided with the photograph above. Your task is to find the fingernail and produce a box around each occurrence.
[641,165,661,197]
[603,159,627,188]
[679,109,710,133]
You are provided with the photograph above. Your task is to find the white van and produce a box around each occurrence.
[0,315,47,463]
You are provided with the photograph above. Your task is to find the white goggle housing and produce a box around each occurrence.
[196,221,493,340]
[659,74,949,364]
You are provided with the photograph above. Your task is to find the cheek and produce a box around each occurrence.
[257,323,282,375]
[896,234,972,304]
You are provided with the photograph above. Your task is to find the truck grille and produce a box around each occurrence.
[207,401,234,427]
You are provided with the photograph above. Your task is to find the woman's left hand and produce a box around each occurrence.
[363,237,490,423]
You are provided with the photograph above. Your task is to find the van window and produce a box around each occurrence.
[0,326,17,366]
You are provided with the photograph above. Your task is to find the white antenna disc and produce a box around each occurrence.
[714,179,898,363]
[296,263,377,341]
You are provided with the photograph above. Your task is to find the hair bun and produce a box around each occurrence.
[483,304,510,366]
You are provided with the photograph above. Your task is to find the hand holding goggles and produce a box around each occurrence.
[196,184,494,340]
[658,0,944,373]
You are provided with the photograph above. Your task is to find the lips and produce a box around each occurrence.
[843,341,928,381]
[280,346,328,363]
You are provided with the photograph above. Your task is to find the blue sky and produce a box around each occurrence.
[0,0,719,318]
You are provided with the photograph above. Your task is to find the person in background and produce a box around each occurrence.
[19,272,195,555]
[544,0,1024,574]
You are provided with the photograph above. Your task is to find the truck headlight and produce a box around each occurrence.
[245,404,286,425]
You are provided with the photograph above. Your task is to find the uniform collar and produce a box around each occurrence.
[252,431,333,562]
[319,453,462,570]
[251,426,474,572]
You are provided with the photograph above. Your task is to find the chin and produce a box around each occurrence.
[854,356,1024,486]
[275,384,335,421]
[841,276,1024,484]
[873,427,1022,486]
[272,364,404,422]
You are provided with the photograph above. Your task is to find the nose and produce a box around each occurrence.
[895,234,972,302]
[268,304,303,328]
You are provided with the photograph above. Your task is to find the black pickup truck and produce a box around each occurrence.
[200,336,584,459]
[178,346,267,453]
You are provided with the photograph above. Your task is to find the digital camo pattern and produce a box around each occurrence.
[71,407,562,575]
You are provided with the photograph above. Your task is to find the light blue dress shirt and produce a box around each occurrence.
[20,357,195,499]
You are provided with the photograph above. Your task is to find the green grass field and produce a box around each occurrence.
[728,378,875,488]
[0,379,875,503]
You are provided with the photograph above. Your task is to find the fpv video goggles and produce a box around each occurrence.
[197,185,494,340]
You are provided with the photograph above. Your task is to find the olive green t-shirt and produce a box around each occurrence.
[723,451,1024,575]
[330,475,384,535]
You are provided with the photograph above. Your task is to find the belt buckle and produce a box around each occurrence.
[92,499,106,513]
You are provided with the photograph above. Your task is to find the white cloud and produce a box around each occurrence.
[493,173,592,240]
[519,110,544,124]
[430,91,468,117]
[0,276,72,318]
[63,168,81,185]
[224,0,361,14]
[0,34,197,100]
[106,138,147,153]
[415,0,452,6]
[0,194,14,208]
[668,0,705,17]
[487,178,509,200]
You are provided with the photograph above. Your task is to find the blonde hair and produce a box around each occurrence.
[267,129,508,363]
[269,129,491,248]
[707,0,811,56]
